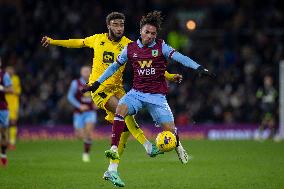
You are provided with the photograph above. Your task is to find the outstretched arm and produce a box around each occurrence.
[162,41,215,78]
[41,36,85,48]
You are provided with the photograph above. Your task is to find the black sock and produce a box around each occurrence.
[1,145,7,155]
[174,127,180,147]
[84,139,92,153]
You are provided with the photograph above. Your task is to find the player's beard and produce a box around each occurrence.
[109,29,123,42]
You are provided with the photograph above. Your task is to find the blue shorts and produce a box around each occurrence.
[118,89,174,125]
[73,111,97,129]
[0,110,9,128]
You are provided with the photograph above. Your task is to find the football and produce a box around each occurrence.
[156,131,177,152]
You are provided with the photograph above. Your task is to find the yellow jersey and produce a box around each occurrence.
[5,74,21,114]
[83,33,132,86]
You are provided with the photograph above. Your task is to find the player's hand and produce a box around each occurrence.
[81,81,101,93]
[79,104,89,111]
[196,66,216,79]
[41,36,51,47]
[173,74,183,83]
[0,85,4,91]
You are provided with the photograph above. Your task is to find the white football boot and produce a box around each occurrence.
[175,142,191,164]
[82,153,90,162]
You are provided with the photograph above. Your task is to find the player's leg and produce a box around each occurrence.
[73,113,89,162]
[104,96,131,160]
[9,105,18,150]
[105,91,143,160]
[73,113,84,139]
[147,100,190,164]
[104,127,130,187]
[81,111,96,162]
[124,115,162,157]
[0,110,9,166]
[95,93,129,187]
[114,88,150,147]
[268,117,276,139]
[105,126,130,181]
[81,122,93,162]
[93,90,131,160]
[125,116,148,144]
[9,120,17,150]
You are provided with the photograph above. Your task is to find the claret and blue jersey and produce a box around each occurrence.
[98,38,200,95]
[0,71,12,127]
[96,38,201,125]
[67,77,97,129]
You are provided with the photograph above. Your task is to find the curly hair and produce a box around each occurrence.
[140,11,163,32]
[106,12,125,25]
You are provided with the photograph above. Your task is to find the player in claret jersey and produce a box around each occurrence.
[83,11,215,186]
[0,57,13,167]
[67,66,97,162]
[41,12,181,187]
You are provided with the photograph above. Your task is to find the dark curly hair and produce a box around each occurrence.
[106,12,125,25]
[140,11,163,32]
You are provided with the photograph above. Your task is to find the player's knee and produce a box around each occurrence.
[75,130,84,139]
[116,104,128,117]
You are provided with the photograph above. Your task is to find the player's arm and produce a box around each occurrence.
[162,41,215,78]
[41,36,85,48]
[67,81,89,111]
[81,46,128,93]
[0,73,13,94]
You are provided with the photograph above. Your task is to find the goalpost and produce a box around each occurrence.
[279,60,284,139]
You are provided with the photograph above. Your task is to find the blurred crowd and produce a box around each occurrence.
[0,0,281,125]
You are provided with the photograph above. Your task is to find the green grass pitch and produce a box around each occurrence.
[1,140,284,189]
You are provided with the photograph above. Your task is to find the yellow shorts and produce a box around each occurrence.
[8,103,19,121]
[91,84,125,123]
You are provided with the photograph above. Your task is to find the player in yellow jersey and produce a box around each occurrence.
[5,66,21,150]
[41,12,182,187]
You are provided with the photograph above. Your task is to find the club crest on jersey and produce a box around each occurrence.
[152,49,159,57]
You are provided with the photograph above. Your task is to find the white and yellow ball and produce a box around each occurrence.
[156,131,177,152]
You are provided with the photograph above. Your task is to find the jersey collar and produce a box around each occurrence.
[106,33,122,42]
[137,37,156,48]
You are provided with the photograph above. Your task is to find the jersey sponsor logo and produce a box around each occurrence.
[138,60,152,68]
[133,53,138,58]
[137,60,155,76]
[152,49,159,57]
[103,51,114,64]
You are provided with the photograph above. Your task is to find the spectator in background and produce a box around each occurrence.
[0,0,281,125]
[255,75,278,140]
